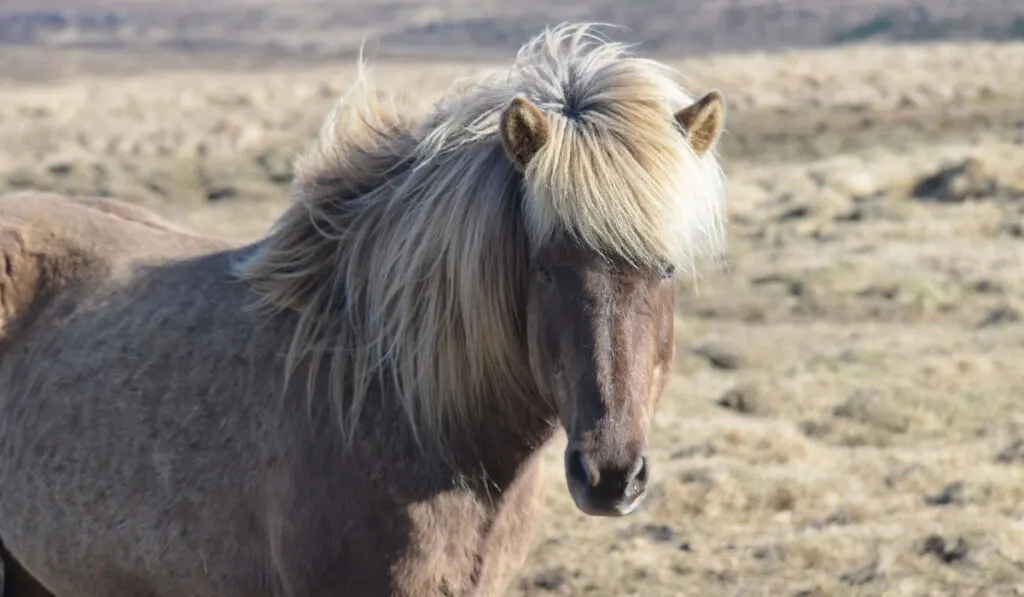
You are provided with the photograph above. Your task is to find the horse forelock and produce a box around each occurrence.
[234,22,726,453]
[508,24,727,272]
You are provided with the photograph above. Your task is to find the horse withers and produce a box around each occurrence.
[0,23,727,597]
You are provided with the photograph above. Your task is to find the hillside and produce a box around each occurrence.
[0,0,1021,62]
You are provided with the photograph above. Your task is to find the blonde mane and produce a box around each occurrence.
[233,23,727,450]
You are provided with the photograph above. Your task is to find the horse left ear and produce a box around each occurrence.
[674,90,725,157]
[499,95,550,172]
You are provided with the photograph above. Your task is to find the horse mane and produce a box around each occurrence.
[233,23,727,451]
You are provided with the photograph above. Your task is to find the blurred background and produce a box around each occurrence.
[2,1,1023,595]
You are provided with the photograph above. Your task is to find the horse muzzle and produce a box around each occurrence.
[563,445,649,517]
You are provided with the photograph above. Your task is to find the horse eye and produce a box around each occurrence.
[537,265,553,282]
[661,264,676,279]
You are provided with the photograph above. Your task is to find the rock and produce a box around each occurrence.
[971,279,1003,294]
[143,169,182,198]
[47,162,74,176]
[822,504,866,527]
[693,342,747,370]
[798,419,832,439]
[833,205,866,222]
[776,203,811,221]
[256,149,294,184]
[6,167,47,189]
[715,384,768,415]
[839,560,882,586]
[620,523,681,544]
[919,534,968,564]
[911,157,998,203]
[643,524,678,543]
[832,389,910,433]
[923,481,965,506]
[750,273,806,297]
[883,464,922,489]
[977,306,1020,328]
[995,438,1024,463]
[751,544,786,562]
[530,567,568,591]
[1002,219,1023,238]
[206,186,238,201]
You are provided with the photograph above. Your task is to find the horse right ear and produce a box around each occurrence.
[499,95,550,172]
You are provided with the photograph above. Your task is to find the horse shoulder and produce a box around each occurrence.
[466,454,548,596]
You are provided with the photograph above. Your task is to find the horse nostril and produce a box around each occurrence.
[626,456,649,497]
[566,448,590,488]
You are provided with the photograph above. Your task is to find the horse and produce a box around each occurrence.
[0,23,727,597]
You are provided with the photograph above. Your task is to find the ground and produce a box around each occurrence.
[2,34,1024,597]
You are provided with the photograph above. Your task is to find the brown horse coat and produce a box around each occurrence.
[0,23,727,597]
[0,191,550,596]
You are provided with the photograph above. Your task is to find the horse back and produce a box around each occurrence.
[0,191,224,344]
[0,191,276,597]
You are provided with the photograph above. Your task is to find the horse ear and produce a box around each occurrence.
[499,95,550,172]
[674,90,725,157]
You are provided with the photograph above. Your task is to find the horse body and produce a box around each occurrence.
[0,192,552,596]
[0,24,728,597]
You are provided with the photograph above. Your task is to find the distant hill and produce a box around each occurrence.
[0,0,1021,59]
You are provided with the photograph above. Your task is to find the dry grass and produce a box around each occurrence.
[2,38,1024,596]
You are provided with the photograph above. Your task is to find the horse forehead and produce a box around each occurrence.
[570,265,654,310]
[536,243,652,290]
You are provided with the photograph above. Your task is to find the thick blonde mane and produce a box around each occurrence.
[234,23,727,449]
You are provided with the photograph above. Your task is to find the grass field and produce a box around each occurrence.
[2,27,1024,596]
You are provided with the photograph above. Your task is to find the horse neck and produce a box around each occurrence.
[313,358,559,497]
[456,390,559,492]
